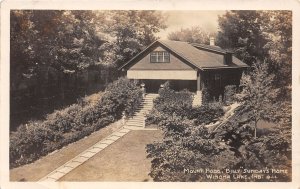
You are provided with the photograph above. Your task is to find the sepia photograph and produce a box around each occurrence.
[1,1,299,188]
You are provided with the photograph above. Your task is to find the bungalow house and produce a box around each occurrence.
[119,38,248,101]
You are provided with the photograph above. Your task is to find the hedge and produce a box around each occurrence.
[187,103,225,125]
[10,77,142,168]
[153,82,194,117]
[146,82,224,127]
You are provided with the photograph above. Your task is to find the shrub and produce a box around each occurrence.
[187,103,224,125]
[145,109,168,126]
[154,83,193,117]
[10,77,143,168]
[99,77,143,118]
[10,121,60,167]
[201,86,211,104]
[146,114,237,182]
[224,85,237,105]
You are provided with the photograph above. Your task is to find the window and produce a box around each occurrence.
[214,74,220,81]
[150,51,170,63]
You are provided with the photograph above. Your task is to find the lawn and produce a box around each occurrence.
[10,120,123,181]
[59,130,163,182]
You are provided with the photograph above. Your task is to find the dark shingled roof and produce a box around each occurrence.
[119,40,248,70]
[159,40,248,69]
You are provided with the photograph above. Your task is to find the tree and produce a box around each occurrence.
[236,63,279,138]
[217,10,292,138]
[10,10,107,88]
[263,11,292,88]
[217,11,269,65]
[217,10,292,88]
[146,114,238,182]
[99,10,167,68]
[10,10,167,130]
[167,26,214,44]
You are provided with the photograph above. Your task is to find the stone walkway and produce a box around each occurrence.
[39,127,131,182]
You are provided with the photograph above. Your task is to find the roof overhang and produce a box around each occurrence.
[127,70,197,80]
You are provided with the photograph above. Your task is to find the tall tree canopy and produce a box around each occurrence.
[217,10,292,87]
[10,10,167,129]
[99,10,167,67]
[167,26,214,44]
[11,10,166,86]
[10,10,107,86]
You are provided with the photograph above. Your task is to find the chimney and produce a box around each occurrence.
[224,52,233,65]
[209,37,215,46]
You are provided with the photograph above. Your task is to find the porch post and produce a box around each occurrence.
[197,71,201,95]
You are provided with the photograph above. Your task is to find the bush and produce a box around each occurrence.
[10,77,143,168]
[145,109,169,126]
[201,86,213,104]
[188,103,225,125]
[154,83,193,117]
[99,77,143,118]
[146,114,237,182]
[224,85,237,105]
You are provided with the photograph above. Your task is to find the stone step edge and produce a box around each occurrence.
[123,126,158,131]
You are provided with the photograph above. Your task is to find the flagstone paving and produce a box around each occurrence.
[10,120,124,182]
[39,127,132,182]
[59,130,163,182]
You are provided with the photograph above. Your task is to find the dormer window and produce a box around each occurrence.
[150,51,170,63]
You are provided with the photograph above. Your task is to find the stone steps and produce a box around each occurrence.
[124,94,157,129]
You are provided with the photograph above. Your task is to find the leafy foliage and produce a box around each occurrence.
[153,82,194,117]
[236,63,279,138]
[146,10,292,182]
[217,10,292,88]
[146,115,237,182]
[188,103,224,125]
[217,11,269,65]
[147,102,291,181]
[99,10,167,67]
[10,78,142,168]
[99,77,143,118]
[213,108,291,181]
[201,86,212,104]
[223,85,237,105]
[167,26,214,44]
[10,10,167,131]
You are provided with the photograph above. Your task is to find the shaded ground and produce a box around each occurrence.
[10,120,123,181]
[59,130,163,182]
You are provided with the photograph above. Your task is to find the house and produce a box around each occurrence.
[119,38,248,101]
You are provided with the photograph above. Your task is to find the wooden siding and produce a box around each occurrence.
[129,45,193,70]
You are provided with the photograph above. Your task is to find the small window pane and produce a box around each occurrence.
[157,52,164,62]
[164,52,170,62]
[150,52,157,62]
[150,51,170,63]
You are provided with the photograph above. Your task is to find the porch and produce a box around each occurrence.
[127,70,202,94]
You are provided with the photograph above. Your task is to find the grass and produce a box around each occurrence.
[59,130,163,182]
[10,120,123,181]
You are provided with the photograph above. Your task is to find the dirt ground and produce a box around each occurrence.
[10,120,123,182]
[59,130,163,182]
